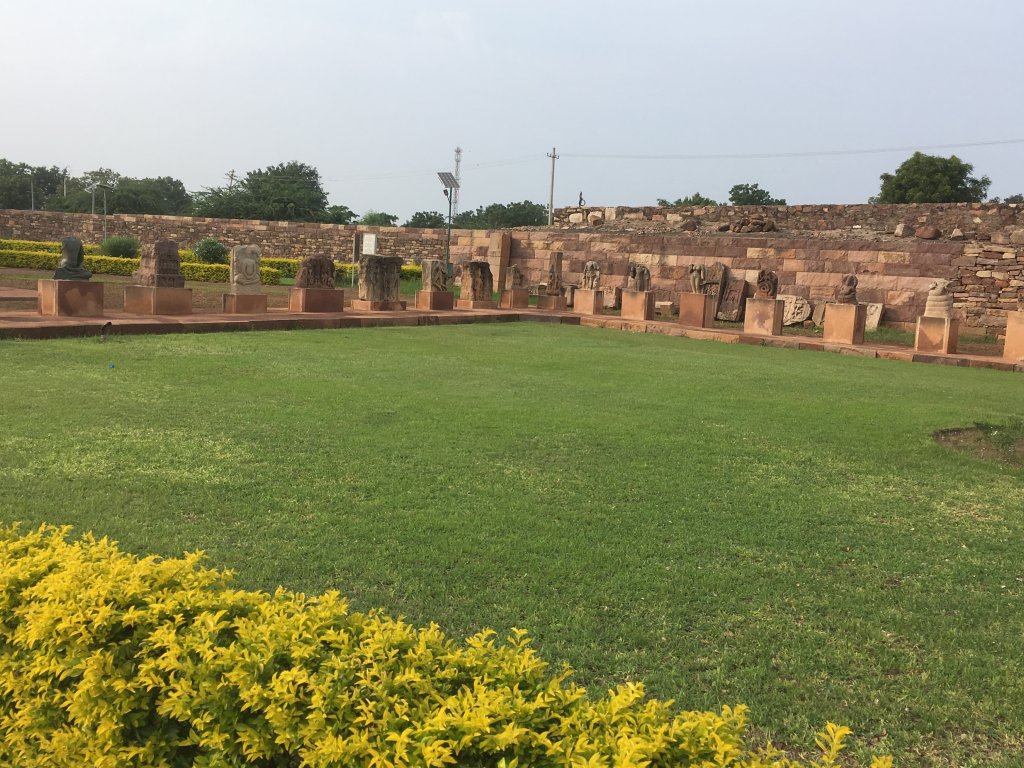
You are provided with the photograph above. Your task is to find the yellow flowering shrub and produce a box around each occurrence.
[0,525,891,768]
[0,238,101,255]
[0,251,280,284]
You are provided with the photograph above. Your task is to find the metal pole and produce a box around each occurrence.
[102,189,108,240]
[546,146,558,225]
[30,180,34,210]
[444,189,453,265]
[91,187,96,215]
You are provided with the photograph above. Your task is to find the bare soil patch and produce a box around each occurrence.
[935,422,1024,468]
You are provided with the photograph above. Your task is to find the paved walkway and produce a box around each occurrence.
[0,305,1019,374]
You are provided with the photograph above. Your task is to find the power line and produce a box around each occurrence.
[561,138,1024,161]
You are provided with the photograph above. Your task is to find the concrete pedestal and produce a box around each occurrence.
[415,291,454,310]
[573,289,604,316]
[823,302,866,344]
[222,293,268,314]
[915,316,959,354]
[1004,311,1024,362]
[288,287,343,313]
[351,299,406,311]
[499,288,530,309]
[537,295,567,311]
[37,279,104,317]
[620,290,654,321]
[124,285,192,315]
[743,298,784,336]
[456,299,498,310]
[677,292,715,328]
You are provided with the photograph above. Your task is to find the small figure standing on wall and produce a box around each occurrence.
[578,191,586,206]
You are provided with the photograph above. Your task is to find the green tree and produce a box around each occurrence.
[193,161,333,221]
[728,183,785,206]
[359,210,399,226]
[0,159,68,209]
[657,192,718,207]
[44,169,191,215]
[989,193,1023,204]
[323,205,357,224]
[874,152,990,204]
[453,200,547,229]
[403,211,446,228]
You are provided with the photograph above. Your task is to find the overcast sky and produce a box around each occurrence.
[5,0,1023,219]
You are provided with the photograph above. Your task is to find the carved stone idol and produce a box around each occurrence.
[581,260,601,290]
[295,254,336,289]
[836,274,858,304]
[688,263,706,293]
[628,264,651,292]
[359,255,402,302]
[755,269,779,299]
[230,245,262,294]
[924,279,953,318]
[421,258,449,292]
[545,252,564,296]
[133,241,184,288]
[53,236,92,280]
[506,263,527,290]
[460,261,493,302]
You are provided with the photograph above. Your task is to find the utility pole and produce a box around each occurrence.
[225,169,236,190]
[453,147,462,217]
[547,146,559,225]
[30,180,34,211]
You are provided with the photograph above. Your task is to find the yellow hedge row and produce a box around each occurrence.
[0,250,281,285]
[0,238,102,255]
[0,525,890,768]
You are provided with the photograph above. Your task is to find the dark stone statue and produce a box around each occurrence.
[295,254,336,289]
[836,274,858,304]
[755,269,779,299]
[53,236,92,280]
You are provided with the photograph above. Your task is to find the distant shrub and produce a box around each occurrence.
[99,235,141,259]
[193,237,229,264]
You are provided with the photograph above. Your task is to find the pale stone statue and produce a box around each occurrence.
[295,254,336,289]
[359,254,402,302]
[836,274,858,304]
[755,269,779,299]
[53,236,92,280]
[688,263,705,293]
[461,261,493,301]
[133,241,184,288]
[581,260,601,290]
[924,279,953,318]
[628,264,652,292]
[230,245,262,294]
[421,259,449,292]
[506,263,527,290]
[545,252,564,296]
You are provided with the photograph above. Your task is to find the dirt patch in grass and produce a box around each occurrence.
[935,420,1024,468]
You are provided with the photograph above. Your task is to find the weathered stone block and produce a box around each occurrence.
[123,286,192,315]
[823,302,867,344]
[573,289,604,316]
[415,291,454,310]
[288,287,343,313]
[743,298,784,336]
[620,290,654,321]
[915,316,958,354]
[37,279,104,317]
[222,293,267,314]
[1004,312,1024,362]
[677,292,715,328]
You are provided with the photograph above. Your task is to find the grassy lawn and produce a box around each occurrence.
[1,324,1021,766]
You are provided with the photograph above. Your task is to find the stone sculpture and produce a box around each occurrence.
[545,252,564,296]
[755,269,779,299]
[628,264,652,292]
[688,263,706,293]
[506,263,527,290]
[780,295,812,325]
[581,260,601,290]
[923,279,953,319]
[836,274,858,304]
[53,236,92,280]
[230,245,262,294]
[421,258,449,292]
[717,278,749,321]
[295,254,336,289]
[461,261,494,302]
[706,262,727,315]
[358,254,402,302]
[133,241,184,288]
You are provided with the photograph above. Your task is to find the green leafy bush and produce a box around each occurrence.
[193,237,229,264]
[99,235,141,259]
[0,524,889,768]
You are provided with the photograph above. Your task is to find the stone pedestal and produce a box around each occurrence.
[537,295,567,311]
[915,316,959,354]
[415,291,454,310]
[823,303,867,344]
[621,290,654,321]
[743,298,784,336]
[288,287,343,313]
[677,292,715,328]
[123,285,192,315]
[1004,311,1024,362]
[222,293,268,314]
[573,289,604,316]
[37,279,104,317]
[456,299,498,310]
[499,288,530,309]
[351,299,406,311]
